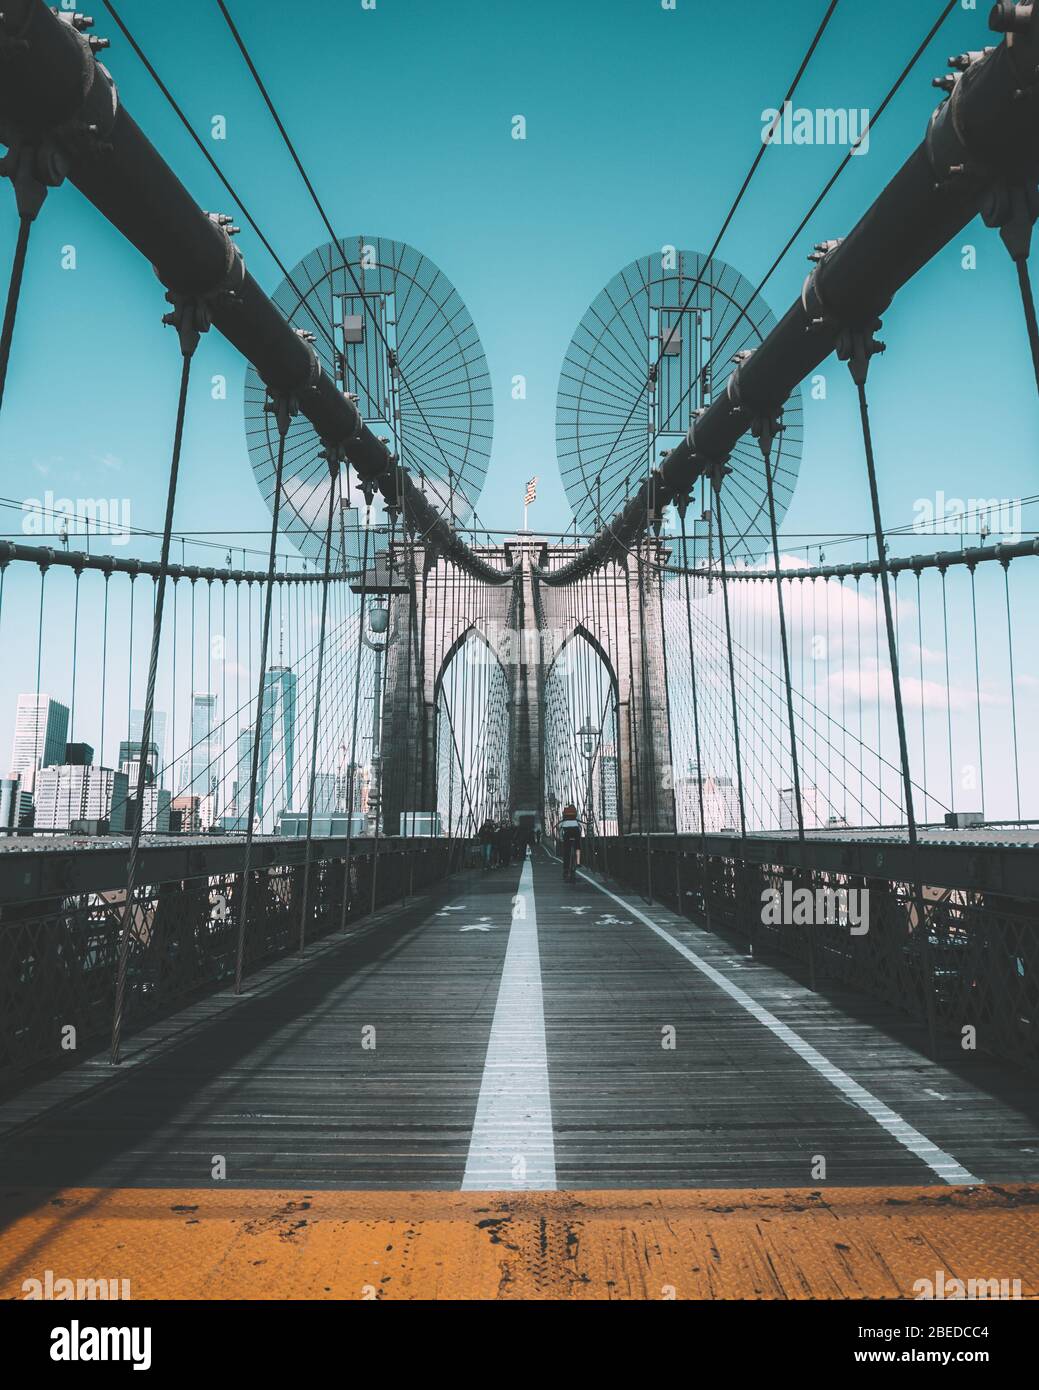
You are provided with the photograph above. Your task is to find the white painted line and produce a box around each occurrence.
[462,857,557,1191]
[577,869,981,1187]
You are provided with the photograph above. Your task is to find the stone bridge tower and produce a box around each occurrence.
[378,534,675,835]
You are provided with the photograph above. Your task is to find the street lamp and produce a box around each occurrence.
[578,715,599,834]
[361,599,396,833]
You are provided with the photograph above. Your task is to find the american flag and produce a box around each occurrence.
[524,476,537,506]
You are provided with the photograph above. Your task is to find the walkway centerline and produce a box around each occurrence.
[461,858,557,1191]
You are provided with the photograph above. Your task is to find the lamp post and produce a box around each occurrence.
[578,715,599,835]
[361,599,392,834]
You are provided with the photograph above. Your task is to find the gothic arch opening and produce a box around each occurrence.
[434,625,511,836]
[542,625,620,837]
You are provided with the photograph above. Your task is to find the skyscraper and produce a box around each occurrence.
[188,694,220,805]
[778,785,822,831]
[129,707,167,764]
[677,763,742,834]
[229,724,254,824]
[9,694,70,795]
[257,666,297,830]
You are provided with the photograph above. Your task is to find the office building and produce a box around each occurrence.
[9,694,69,795]
[129,708,167,763]
[0,776,32,830]
[34,765,128,833]
[257,666,296,831]
[778,785,822,832]
[677,765,742,834]
[187,694,221,810]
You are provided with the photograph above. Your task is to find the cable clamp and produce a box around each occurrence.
[982,180,1039,261]
[834,319,886,387]
[162,290,214,359]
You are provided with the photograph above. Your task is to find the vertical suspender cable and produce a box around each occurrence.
[756,416,815,988]
[112,314,200,1063]
[1003,561,1022,820]
[339,508,372,934]
[234,398,291,995]
[679,508,711,929]
[842,327,937,1057]
[940,567,955,814]
[711,472,747,839]
[968,563,985,818]
[916,569,927,822]
[298,468,339,953]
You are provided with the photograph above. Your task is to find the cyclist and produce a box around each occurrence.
[558,803,582,883]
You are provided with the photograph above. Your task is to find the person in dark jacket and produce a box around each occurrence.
[478,817,496,870]
[495,818,513,868]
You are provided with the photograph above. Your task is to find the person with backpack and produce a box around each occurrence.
[558,803,582,883]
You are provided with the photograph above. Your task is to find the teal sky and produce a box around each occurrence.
[2,0,1034,556]
[0,0,1035,813]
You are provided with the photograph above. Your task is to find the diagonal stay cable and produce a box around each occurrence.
[588,0,841,492]
[100,0,339,362]
[215,0,483,523]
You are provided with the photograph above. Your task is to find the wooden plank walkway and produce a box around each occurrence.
[2,850,1038,1191]
[2,848,1039,1297]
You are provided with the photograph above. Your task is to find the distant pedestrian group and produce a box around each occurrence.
[477,817,533,868]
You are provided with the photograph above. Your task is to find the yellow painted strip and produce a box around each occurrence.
[2,1186,1037,1301]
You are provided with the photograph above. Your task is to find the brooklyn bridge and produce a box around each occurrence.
[0,0,1037,1307]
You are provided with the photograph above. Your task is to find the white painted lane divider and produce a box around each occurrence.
[462,857,557,1190]
[577,869,981,1187]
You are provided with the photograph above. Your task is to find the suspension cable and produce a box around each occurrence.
[841,325,938,1057]
[111,301,204,1064]
[234,397,293,994]
[297,466,340,954]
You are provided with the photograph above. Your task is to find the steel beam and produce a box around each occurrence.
[0,2,512,584]
[543,8,1039,585]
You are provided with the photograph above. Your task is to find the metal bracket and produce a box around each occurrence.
[982,181,1039,261]
[0,134,66,221]
[162,291,213,360]
[835,320,886,387]
[750,408,784,462]
[262,389,299,439]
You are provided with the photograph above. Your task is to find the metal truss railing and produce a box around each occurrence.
[588,835,1039,1073]
[0,836,474,1089]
